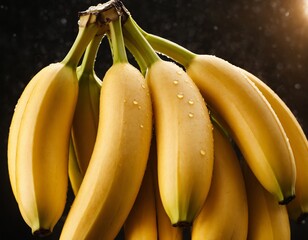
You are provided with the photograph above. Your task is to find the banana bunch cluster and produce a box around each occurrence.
[7,1,308,239]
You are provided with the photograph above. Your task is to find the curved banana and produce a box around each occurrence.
[186,55,296,204]
[124,159,157,240]
[240,69,308,222]
[137,25,296,204]
[243,164,291,240]
[71,34,103,177]
[59,17,153,240]
[14,63,78,236]
[7,13,100,236]
[123,15,214,227]
[146,60,214,226]
[150,139,183,240]
[191,125,248,240]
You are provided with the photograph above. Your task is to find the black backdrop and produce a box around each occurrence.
[1,0,307,239]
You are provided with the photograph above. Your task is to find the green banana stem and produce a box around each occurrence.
[124,36,147,75]
[108,16,128,64]
[62,14,100,68]
[123,16,160,68]
[131,18,196,68]
[79,33,105,74]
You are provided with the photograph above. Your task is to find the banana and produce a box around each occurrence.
[124,156,157,240]
[123,15,214,227]
[150,138,183,240]
[68,139,82,196]
[240,69,308,222]
[186,55,296,204]
[71,34,103,177]
[137,25,297,203]
[7,13,100,236]
[59,17,153,240]
[191,125,248,240]
[243,163,291,240]
[146,60,214,226]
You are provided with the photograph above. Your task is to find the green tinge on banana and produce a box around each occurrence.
[7,12,101,236]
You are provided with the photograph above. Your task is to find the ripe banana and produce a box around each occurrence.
[59,17,153,239]
[124,158,157,240]
[135,21,296,204]
[11,63,78,236]
[123,15,214,226]
[240,69,308,222]
[243,163,291,240]
[150,138,183,240]
[7,13,100,236]
[71,34,103,177]
[191,125,248,240]
[146,60,214,226]
[186,55,296,204]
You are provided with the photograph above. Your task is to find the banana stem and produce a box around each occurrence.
[108,16,128,64]
[79,33,105,73]
[132,19,196,68]
[124,36,147,75]
[123,16,160,68]
[62,14,100,68]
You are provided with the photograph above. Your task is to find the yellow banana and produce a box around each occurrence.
[150,138,183,240]
[68,139,82,196]
[71,34,103,177]
[7,13,100,236]
[138,25,297,204]
[186,55,296,203]
[123,15,214,227]
[59,17,153,240]
[243,164,291,240]
[147,59,214,226]
[124,157,157,240]
[192,125,248,240]
[240,69,308,222]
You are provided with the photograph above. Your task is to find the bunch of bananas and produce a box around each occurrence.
[7,0,308,239]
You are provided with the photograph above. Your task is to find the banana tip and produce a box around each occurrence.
[33,228,52,237]
[172,221,192,228]
[278,194,295,205]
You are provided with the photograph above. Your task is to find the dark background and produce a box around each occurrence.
[1,0,307,239]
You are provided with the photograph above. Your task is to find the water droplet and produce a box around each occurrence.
[177,93,184,99]
[141,83,146,89]
[173,80,179,85]
[123,99,127,103]
[140,124,144,128]
[176,70,183,75]
[188,112,194,118]
[133,100,138,105]
[138,106,142,110]
[200,150,206,156]
[188,99,194,105]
